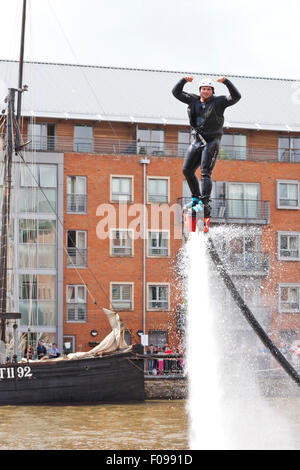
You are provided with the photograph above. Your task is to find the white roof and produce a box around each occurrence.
[0,60,299,132]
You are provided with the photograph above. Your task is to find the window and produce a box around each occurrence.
[110,229,133,256]
[66,285,87,322]
[277,181,299,209]
[278,137,300,162]
[63,335,76,354]
[226,234,264,271]
[178,131,190,157]
[19,164,57,214]
[148,284,169,310]
[278,232,300,260]
[148,177,169,203]
[19,219,56,269]
[67,230,87,267]
[124,330,132,345]
[111,176,133,202]
[137,128,165,155]
[111,283,133,310]
[148,330,168,347]
[221,134,247,159]
[67,176,87,213]
[20,164,57,188]
[27,123,56,151]
[74,125,93,152]
[279,285,299,313]
[19,274,56,327]
[227,183,260,218]
[148,231,169,257]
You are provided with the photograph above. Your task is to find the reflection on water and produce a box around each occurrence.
[0,400,188,450]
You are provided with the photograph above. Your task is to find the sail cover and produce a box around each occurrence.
[20,308,130,362]
[66,308,130,360]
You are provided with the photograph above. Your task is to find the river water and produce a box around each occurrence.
[0,400,188,450]
[1,397,300,450]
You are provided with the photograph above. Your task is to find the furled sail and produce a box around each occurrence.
[66,308,130,360]
[20,308,130,362]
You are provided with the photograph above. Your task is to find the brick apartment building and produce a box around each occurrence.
[0,60,299,357]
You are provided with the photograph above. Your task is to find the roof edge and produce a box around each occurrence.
[0,59,299,82]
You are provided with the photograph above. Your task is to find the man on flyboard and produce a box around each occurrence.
[172,75,241,232]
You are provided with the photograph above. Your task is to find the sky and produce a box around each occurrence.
[0,0,300,80]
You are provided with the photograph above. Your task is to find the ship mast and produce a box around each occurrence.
[0,0,27,348]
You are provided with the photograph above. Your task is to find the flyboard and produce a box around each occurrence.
[183,206,300,387]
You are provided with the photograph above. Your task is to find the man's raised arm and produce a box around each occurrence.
[172,76,194,104]
[217,76,241,106]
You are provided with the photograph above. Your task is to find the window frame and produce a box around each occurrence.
[278,284,300,314]
[136,127,165,155]
[66,175,87,213]
[177,130,190,157]
[277,231,300,261]
[147,230,170,258]
[73,124,94,152]
[110,175,134,203]
[147,176,170,204]
[66,229,87,268]
[27,122,56,151]
[147,283,170,311]
[110,282,134,311]
[66,284,87,323]
[276,180,300,210]
[278,136,300,162]
[110,228,134,257]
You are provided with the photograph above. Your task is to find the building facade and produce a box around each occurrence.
[0,60,299,357]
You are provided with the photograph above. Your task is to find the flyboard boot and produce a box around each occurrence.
[201,197,211,233]
[183,196,204,233]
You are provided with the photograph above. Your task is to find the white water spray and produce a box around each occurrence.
[184,228,297,450]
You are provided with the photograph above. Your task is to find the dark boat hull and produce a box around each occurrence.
[0,352,145,405]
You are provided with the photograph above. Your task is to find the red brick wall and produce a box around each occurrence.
[23,117,298,350]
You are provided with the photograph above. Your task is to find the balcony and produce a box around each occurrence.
[179,197,270,225]
[66,303,87,322]
[21,135,300,163]
[66,248,87,268]
[231,305,271,331]
[222,251,270,276]
[66,194,87,213]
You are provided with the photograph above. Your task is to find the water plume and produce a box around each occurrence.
[184,228,296,450]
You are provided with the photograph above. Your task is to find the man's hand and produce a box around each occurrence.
[217,76,226,83]
[184,76,193,82]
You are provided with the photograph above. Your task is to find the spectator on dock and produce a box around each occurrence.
[49,343,60,359]
[163,344,173,375]
[147,344,155,374]
[37,340,47,360]
[24,344,34,360]
[158,348,164,375]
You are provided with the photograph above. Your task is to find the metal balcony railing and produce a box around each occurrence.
[66,248,87,267]
[179,197,270,224]
[66,303,87,322]
[21,135,300,163]
[66,194,87,213]
[231,305,271,331]
[223,251,270,275]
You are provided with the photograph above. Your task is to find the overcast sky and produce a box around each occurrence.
[0,0,299,80]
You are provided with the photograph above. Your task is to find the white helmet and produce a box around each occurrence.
[199,77,214,90]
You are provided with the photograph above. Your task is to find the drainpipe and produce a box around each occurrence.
[140,158,150,349]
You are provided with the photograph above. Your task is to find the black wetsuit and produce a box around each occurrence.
[172,78,241,216]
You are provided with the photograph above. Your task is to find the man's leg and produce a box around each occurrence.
[182,142,203,199]
[200,138,220,217]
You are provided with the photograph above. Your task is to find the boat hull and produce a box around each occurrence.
[0,352,145,405]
